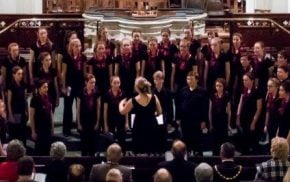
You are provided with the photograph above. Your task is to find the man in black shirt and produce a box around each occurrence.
[176,71,208,153]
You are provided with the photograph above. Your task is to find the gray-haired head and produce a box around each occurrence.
[50,141,67,160]
[154,168,172,182]
[6,139,26,161]
[194,163,213,182]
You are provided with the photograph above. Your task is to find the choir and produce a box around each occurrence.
[0,26,289,156]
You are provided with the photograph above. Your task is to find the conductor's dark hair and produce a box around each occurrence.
[220,142,235,159]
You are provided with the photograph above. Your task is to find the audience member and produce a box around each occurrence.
[256,137,290,181]
[213,142,243,182]
[45,141,68,182]
[106,168,123,182]
[154,168,172,182]
[0,139,26,182]
[89,143,133,182]
[68,164,85,182]
[17,156,35,182]
[159,140,196,182]
[195,163,213,182]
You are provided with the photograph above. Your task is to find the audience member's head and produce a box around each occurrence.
[154,168,172,182]
[270,137,289,161]
[17,156,34,179]
[106,143,123,163]
[50,141,67,160]
[220,142,235,160]
[171,140,187,160]
[68,164,85,182]
[6,139,26,161]
[195,163,213,182]
[106,168,123,182]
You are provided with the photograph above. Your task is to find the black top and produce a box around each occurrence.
[252,57,273,96]
[153,87,174,125]
[63,54,86,93]
[78,88,100,129]
[240,88,262,128]
[30,94,52,135]
[88,56,113,94]
[176,86,208,126]
[210,92,230,128]
[277,99,290,138]
[227,47,243,77]
[31,42,55,74]
[1,56,27,88]
[45,160,68,182]
[105,39,116,58]
[189,39,201,58]
[103,89,126,124]
[214,160,243,182]
[159,158,197,182]
[206,52,228,93]
[34,67,57,104]
[172,53,196,88]
[7,80,26,114]
[132,41,147,61]
[144,50,163,83]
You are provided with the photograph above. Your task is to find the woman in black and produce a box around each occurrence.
[119,77,162,154]
[237,72,262,154]
[30,80,54,156]
[144,37,162,84]
[7,66,27,146]
[131,29,147,77]
[158,28,178,88]
[276,65,289,84]
[62,38,86,136]
[88,41,113,95]
[204,37,230,94]
[57,31,78,81]
[209,78,231,155]
[171,39,197,93]
[252,41,273,97]
[264,78,280,140]
[35,52,59,112]
[276,80,290,138]
[77,74,100,156]
[29,28,55,86]
[115,38,140,97]
[269,50,288,77]
[103,76,128,150]
[1,42,27,91]
[98,27,116,58]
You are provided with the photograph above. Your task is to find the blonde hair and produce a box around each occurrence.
[135,77,151,94]
[68,38,81,57]
[153,71,164,80]
[271,137,289,161]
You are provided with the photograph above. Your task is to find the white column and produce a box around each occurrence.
[271,0,288,13]
[245,0,255,13]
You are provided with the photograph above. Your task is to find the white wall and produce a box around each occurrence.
[246,0,290,13]
[0,0,43,14]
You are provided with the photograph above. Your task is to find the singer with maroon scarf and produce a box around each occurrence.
[30,80,54,156]
[236,72,262,154]
[29,28,55,86]
[131,29,147,77]
[204,37,230,94]
[88,41,113,95]
[277,80,290,139]
[158,28,178,88]
[115,38,140,97]
[61,38,86,136]
[98,27,116,58]
[144,37,163,84]
[77,74,100,156]
[171,39,197,93]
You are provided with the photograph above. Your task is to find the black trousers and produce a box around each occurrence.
[108,120,126,151]
[62,94,77,135]
[8,122,26,146]
[80,130,96,156]
[35,133,52,156]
